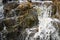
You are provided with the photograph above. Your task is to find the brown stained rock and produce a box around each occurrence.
[16,9,38,29]
[16,1,33,11]
[3,2,19,10]
[52,0,60,20]
[2,1,38,40]
[3,0,38,32]
[13,1,38,29]
[52,0,60,31]
[3,2,19,17]
[3,18,18,32]
[52,4,57,16]
[4,18,16,27]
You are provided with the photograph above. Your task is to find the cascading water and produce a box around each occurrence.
[25,1,60,40]
[0,1,60,40]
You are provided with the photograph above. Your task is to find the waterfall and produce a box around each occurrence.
[25,1,60,40]
[0,1,60,40]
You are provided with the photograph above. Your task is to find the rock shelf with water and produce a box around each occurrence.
[0,0,60,40]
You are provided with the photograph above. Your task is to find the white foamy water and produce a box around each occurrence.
[25,2,60,40]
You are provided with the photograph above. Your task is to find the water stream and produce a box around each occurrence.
[25,1,60,40]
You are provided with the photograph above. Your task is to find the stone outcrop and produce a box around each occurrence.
[52,0,60,20]
[1,1,38,40]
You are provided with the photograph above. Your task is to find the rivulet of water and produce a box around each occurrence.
[25,1,60,40]
[0,1,60,40]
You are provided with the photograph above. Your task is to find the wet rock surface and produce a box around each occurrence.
[52,0,60,20]
[0,1,39,40]
[52,0,60,30]
[0,0,60,40]
[3,2,19,17]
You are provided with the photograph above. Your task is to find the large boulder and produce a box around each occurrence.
[2,1,38,40]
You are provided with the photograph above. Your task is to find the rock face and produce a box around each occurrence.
[52,0,60,36]
[3,2,19,17]
[1,1,38,40]
[52,0,60,20]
